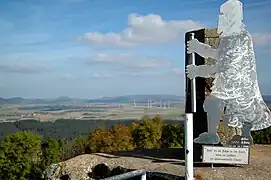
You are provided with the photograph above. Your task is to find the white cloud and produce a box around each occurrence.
[89,53,129,64]
[0,65,49,74]
[91,73,113,79]
[60,73,76,81]
[80,13,204,47]
[252,32,271,46]
[172,68,184,75]
[86,53,172,72]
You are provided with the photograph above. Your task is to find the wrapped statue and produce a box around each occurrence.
[186,0,271,144]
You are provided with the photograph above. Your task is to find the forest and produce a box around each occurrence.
[0,118,181,140]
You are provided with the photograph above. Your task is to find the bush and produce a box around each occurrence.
[110,124,134,151]
[87,128,114,153]
[130,115,164,149]
[87,124,134,153]
[58,135,89,161]
[252,126,271,144]
[161,124,184,148]
[40,137,61,169]
[72,135,88,155]
[58,137,72,161]
[0,131,42,180]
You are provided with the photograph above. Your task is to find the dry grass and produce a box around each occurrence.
[195,173,205,180]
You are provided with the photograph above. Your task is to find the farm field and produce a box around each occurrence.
[0,102,185,122]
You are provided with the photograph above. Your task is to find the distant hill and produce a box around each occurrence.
[0,96,82,105]
[87,94,183,103]
[0,94,184,105]
[0,97,25,104]
[2,95,271,105]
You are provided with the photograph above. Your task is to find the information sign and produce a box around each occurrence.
[202,146,250,164]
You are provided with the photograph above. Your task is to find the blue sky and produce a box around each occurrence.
[0,0,270,98]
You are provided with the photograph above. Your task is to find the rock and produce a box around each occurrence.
[218,122,241,146]
[110,166,132,176]
[59,174,71,180]
[90,163,111,179]
[42,154,109,180]
[42,153,184,180]
[86,165,92,178]
[42,163,67,180]
[42,163,62,180]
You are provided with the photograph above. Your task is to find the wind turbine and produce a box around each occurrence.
[160,100,162,108]
[133,100,136,108]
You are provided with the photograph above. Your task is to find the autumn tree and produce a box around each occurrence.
[110,124,134,151]
[130,115,164,149]
[87,124,134,153]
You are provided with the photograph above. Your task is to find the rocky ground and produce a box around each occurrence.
[43,145,271,180]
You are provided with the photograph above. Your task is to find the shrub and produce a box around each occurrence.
[0,131,42,180]
[110,124,134,151]
[130,115,164,149]
[58,137,73,161]
[252,126,271,144]
[58,135,89,161]
[161,124,184,148]
[72,135,88,155]
[40,136,61,169]
[87,124,134,153]
[87,128,114,153]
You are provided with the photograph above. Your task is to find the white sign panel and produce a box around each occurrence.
[202,146,250,164]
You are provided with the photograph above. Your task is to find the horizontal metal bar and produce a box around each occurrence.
[101,170,147,180]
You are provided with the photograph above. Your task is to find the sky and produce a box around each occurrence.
[0,0,271,98]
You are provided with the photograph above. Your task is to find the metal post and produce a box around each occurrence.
[101,170,147,180]
[141,173,147,180]
[185,32,196,180]
[190,33,197,113]
[185,113,194,180]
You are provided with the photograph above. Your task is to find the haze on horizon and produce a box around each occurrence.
[0,0,271,99]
